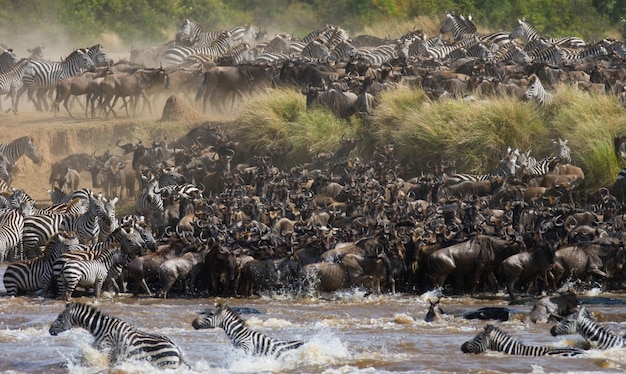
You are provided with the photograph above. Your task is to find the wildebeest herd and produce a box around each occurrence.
[1,13,626,369]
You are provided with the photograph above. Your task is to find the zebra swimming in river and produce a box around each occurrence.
[49,302,185,368]
[550,306,626,349]
[461,324,585,356]
[192,303,305,359]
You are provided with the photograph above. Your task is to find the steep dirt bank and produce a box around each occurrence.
[0,102,234,206]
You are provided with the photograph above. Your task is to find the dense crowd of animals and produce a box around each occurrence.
[2,13,626,369]
[0,13,626,118]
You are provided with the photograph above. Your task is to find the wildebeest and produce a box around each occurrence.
[100,67,169,118]
[429,235,526,294]
[522,291,579,323]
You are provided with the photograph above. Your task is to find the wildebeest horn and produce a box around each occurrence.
[116,138,123,147]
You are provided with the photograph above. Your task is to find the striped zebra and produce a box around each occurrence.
[560,44,608,64]
[0,208,25,262]
[176,17,258,48]
[0,154,10,185]
[449,148,520,182]
[61,193,107,245]
[51,225,149,296]
[550,307,625,349]
[531,44,567,64]
[510,19,586,49]
[552,138,572,164]
[3,231,79,296]
[58,244,127,300]
[163,31,234,67]
[86,44,113,67]
[192,303,305,359]
[20,48,95,112]
[357,44,398,65]
[414,35,478,61]
[493,45,532,65]
[137,174,166,235]
[49,302,184,368]
[260,34,292,54]
[0,58,31,114]
[461,324,585,356]
[0,135,42,169]
[300,39,331,61]
[440,13,511,51]
[329,40,359,63]
[525,74,553,106]
[522,156,560,177]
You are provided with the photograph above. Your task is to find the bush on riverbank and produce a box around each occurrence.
[235,84,626,194]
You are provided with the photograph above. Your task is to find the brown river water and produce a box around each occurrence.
[1,265,626,374]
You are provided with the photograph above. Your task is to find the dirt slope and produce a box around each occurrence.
[1,96,231,206]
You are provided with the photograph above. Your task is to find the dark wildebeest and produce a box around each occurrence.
[49,153,92,188]
[100,67,169,118]
[196,64,275,114]
[429,235,526,294]
[522,291,579,323]
[54,66,111,118]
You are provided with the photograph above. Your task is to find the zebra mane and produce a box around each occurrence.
[218,303,247,325]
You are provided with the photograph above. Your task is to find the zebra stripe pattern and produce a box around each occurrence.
[510,19,586,49]
[62,194,107,245]
[440,13,511,50]
[550,307,625,349]
[0,58,30,114]
[49,302,184,368]
[192,303,305,359]
[552,138,572,164]
[0,135,41,167]
[0,208,25,262]
[58,244,126,300]
[3,231,79,296]
[20,48,95,111]
[462,324,585,356]
[525,74,553,106]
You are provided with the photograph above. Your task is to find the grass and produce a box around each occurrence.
[235,83,626,195]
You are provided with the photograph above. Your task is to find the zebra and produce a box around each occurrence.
[522,156,561,177]
[87,44,113,67]
[0,135,42,170]
[510,19,586,49]
[61,193,108,245]
[58,244,127,300]
[493,45,532,65]
[552,138,572,164]
[356,44,398,65]
[329,40,359,62]
[49,302,184,368]
[176,17,258,48]
[137,173,166,235]
[192,303,305,359]
[560,44,608,64]
[300,39,331,61]
[461,324,585,356]
[439,13,511,51]
[550,307,625,349]
[51,225,149,296]
[162,31,234,67]
[0,208,25,262]
[0,58,31,114]
[531,44,567,64]
[449,148,520,182]
[20,47,95,112]
[0,154,10,186]
[3,231,79,296]
[525,74,553,106]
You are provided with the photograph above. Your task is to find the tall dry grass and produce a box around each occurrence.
[235,83,626,192]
